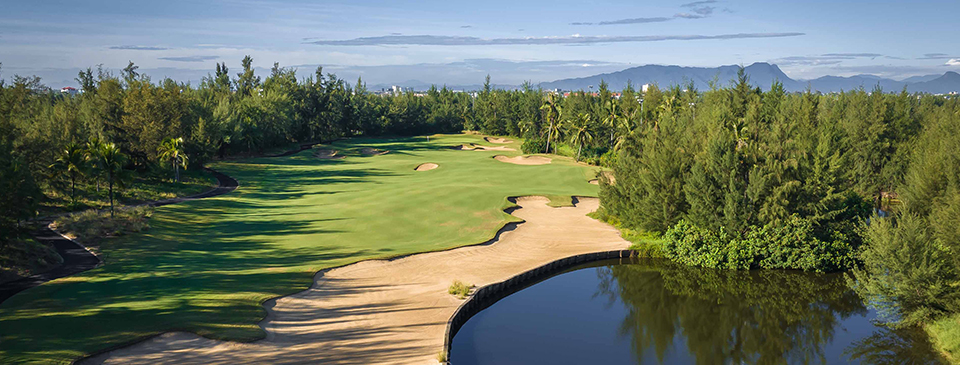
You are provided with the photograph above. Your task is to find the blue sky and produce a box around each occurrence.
[1,0,958,87]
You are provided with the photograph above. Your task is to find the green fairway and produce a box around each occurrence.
[0,134,600,364]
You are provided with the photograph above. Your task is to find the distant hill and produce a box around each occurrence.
[539,63,960,94]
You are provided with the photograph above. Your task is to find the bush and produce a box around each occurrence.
[448,280,473,299]
[663,216,861,272]
[521,137,546,154]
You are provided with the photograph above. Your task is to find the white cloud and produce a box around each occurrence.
[947,59,960,67]
[308,33,805,46]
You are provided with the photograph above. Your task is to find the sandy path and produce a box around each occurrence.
[90,197,629,365]
[493,155,552,165]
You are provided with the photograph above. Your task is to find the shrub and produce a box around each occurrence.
[663,216,861,272]
[520,137,546,154]
[448,280,473,299]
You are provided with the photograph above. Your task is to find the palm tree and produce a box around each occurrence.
[614,110,637,151]
[85,137,107,192]
[98,143,127,216]
[158,137,189,182]
[51,143,86,203]
[570,113,595,162]
[602,100,621,146]
[539,93,563,153]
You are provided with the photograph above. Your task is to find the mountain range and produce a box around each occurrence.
[539,63,960,94]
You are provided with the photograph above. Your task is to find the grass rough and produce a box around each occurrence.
[54,206,154,247]
[929,314,960,362]
[0,237,63,284]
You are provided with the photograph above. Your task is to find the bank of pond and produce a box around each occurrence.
[451,258,944,364]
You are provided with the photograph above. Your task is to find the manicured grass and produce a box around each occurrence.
[0,134,600,364]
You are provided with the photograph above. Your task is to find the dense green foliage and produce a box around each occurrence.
[599,69,956,272]
[852,102,960,331]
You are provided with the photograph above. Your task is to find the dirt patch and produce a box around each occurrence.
[91,197,629,365]
[589,179,599,185]
[313,149,343,160]
[415,163,439,171]
[451,144,515,152]
[484,137,513,144]
[360,148,388,156]
[493,155,552,165]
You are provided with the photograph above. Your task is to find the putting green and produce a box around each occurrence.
[0,134,600,364]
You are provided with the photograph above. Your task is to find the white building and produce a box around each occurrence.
[60,86,78,96]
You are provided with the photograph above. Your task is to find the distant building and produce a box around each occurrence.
[60,86,78,96]
[641,84,650,93]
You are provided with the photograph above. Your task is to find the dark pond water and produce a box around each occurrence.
[451,258,943,365]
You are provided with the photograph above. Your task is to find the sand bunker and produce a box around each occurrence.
[415,163,438,171]
[589,179,599,185]
[494,155,552,165]
[360,148,388,156]
[313,149,343,160]
[451,144,515,152]
[484,137,513,144]
[89,197,629,365]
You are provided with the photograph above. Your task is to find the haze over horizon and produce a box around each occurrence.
[2,0,959,88]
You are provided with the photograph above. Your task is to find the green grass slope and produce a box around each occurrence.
[0,134,600,364]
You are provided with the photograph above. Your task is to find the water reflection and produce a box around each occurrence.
[452,259,944,365]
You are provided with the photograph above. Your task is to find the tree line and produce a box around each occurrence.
[0,57,472,241]
[595,69,960,331]
[2,59,960,332]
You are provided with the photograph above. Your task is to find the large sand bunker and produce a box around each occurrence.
[415,163,439,171]
[88,197,629,365]
[451,144,515,152]
[494,155,552,165]
[360,148,388,156]
[313,149,343,160]
[484,137,513,144]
